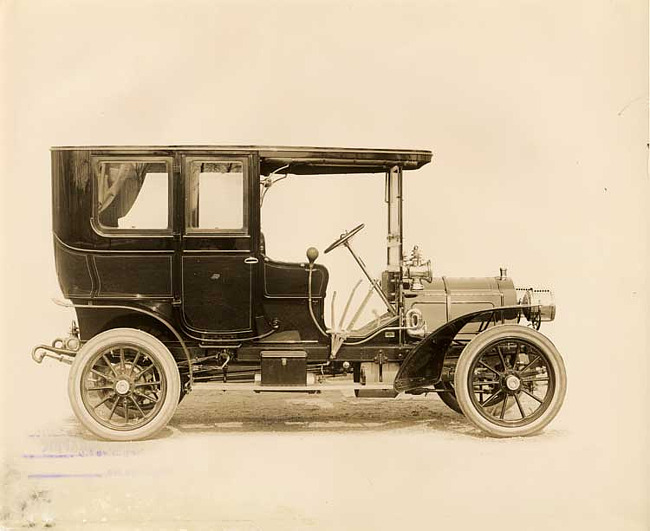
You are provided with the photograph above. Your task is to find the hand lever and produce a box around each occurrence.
[306,247,319,267]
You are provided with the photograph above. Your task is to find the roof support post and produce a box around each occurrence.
[386,165,403,272]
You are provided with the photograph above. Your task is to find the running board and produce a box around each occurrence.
[195,382,398,392]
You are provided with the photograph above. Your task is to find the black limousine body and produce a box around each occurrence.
[32,145,566,440]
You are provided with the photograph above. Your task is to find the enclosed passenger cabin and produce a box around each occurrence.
[52,146,432,346]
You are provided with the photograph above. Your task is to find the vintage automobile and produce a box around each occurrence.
[32,145,566,440]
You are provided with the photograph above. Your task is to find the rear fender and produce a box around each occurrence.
[394,305,528,392]
[53,299,194,388]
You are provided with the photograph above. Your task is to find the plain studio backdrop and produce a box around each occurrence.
[1,1,648,529]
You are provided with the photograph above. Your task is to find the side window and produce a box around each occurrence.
[186,160,247,233]
[94,160,170,231]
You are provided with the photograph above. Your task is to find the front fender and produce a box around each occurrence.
[394,305,528,392]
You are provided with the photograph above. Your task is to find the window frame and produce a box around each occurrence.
[90,156,174,238]
[184,156,250,236]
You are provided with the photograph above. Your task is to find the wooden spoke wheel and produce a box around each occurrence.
[454,325,566,437]
[68,328,180,441]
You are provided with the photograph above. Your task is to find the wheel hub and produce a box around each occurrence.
[115,379,131,395]
[505,374,521,391]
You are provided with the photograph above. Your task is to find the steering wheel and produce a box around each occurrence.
[324,223,365,254]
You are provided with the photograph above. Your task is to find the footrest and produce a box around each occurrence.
[257,330,302,343]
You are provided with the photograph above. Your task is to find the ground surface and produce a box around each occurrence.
[1,384,646,530]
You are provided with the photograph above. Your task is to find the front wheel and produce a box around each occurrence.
[68,328,181,441]
[454,325,566,437]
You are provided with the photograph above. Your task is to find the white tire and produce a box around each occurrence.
[454,325,567,437]
[68,328,180,441]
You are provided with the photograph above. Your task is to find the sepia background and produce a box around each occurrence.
[1,0,648,529]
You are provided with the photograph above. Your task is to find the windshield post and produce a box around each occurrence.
[386,165,404,328]
[386,165,403,273]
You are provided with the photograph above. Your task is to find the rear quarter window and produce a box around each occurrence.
[93,158,172,233]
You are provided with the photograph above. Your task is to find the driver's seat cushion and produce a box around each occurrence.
[263,258,328,299]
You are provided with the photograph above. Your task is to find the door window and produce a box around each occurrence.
[186,160,247,233]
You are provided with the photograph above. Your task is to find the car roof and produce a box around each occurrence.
[51,145,433,175]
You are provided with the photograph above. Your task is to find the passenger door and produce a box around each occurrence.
[180,155,257,333]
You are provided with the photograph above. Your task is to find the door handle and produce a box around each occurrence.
[244,257,259,264]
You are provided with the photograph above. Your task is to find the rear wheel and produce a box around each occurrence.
[68,328,180,441]
[454,325,566,437]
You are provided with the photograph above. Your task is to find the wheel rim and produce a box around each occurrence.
[80,344,167,431]
[467,337,556,428]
